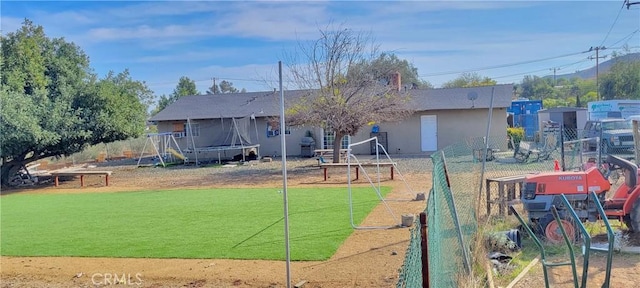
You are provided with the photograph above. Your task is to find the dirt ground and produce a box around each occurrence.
[1,158,639,287]
[1,159,429,288]
[511,252,640,288]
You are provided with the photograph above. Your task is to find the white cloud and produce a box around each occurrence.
[133,47,263,63]
[210,1,329,40]
[87,24,211,41]
[79,1,329,43]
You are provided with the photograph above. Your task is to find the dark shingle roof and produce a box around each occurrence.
[408,84,513,110]
[149,90,307,121]
[149,84,513,122]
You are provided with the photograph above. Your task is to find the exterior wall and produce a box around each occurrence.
[155,107,508,158]
[157,118,317,159]
[346,108,508,155]
[253,117,315,158]
[576,110,588,131]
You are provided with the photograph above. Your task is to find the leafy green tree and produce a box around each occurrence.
[152,76,199,115]
[172,76,199,98]
[0,20,150,185]
[206,79,245,94]
[599,60,640,100]
[286,25,413,162]
[350,53,433,89]
[219,80,239,93]
[517,75,555,100]
[441,72,496,88]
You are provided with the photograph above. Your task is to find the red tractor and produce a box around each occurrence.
[521,155,640,243]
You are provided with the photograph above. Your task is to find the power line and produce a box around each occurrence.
[418,50,591,78]
[599,0,627,47]
[608,29,640,47]
[491,58,590,80]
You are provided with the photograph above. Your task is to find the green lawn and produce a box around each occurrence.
[0,187,389,260]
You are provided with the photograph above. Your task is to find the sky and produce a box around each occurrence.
[2,1,639,100]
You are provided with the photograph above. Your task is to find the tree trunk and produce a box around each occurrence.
[332,132,345,163]
[1,161,25,187]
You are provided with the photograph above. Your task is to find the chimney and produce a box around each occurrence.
[390,72,401,91]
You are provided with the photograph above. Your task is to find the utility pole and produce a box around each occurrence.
[588,46,607,100]
[550,67,560,86]
[626,0,640,9]
[212,77,217,94]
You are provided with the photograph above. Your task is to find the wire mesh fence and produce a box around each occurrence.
[395,127,632,287]
[395,215,423,288]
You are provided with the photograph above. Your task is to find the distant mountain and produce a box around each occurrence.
[545,52,640,81]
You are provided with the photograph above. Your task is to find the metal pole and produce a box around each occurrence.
[279,61,292,288]
[560,129,566,171]
[188,117,198,166]
[477,87,495,215]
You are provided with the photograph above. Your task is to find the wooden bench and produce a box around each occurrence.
[314,149,349,157]
[314,149,349,163]
[319,162,396,181]
[50,170,112,187]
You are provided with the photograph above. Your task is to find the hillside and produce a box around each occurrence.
[548,52,640,80]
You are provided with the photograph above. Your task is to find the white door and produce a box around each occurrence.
[421,115,437,151]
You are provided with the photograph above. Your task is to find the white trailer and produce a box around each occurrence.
[587,100,640,120]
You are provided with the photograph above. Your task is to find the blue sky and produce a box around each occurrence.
[2,1,639,100]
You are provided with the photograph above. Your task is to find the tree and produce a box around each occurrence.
[441,72,497,88]
[517,75,555,100]
[206,79,245,94]
[285,25,413,162]
[0,20,150,185]
[599,60,640,100]
[353,53,433,89]
[219,80,239,93]
[152,76,199,115]
[516,75,597,108]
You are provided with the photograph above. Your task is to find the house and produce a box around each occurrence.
[148,84,513,160]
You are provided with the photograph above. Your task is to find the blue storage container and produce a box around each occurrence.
[508,99,543,140]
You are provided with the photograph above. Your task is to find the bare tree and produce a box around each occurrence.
[286,25,413,162]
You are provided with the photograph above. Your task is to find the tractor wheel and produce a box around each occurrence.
[625,197,640,232]
[539,214,578,244]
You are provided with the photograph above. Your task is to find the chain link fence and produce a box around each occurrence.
[396,126,631,287]
[396,214,423,288]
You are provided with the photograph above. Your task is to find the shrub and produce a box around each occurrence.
[507,127,524,149]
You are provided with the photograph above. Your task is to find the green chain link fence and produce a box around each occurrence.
[396,128,614,287]
[396,215,423,288]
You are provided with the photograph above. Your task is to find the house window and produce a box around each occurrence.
[266,122,291,137]
[323,128,349,149]
[184,123,200,137]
